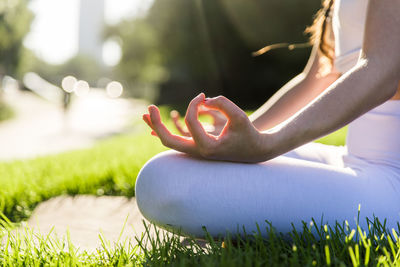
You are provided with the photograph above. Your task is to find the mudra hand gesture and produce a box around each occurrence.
[170,105,227,137]
[143,93,268,163]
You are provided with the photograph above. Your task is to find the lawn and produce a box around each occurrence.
[0,129,166,222]
[2,113,399,267]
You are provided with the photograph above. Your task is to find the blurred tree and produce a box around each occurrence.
[0,0,32,121]
[110,0,321,108]
[108,0,221,104]
[20,53,105,89]
[43,55,103,86]
[0,0,33,78]
[107,20,166,101]
[202,0,322,107]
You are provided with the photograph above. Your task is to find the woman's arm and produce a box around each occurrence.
[250,45,340,131]
[171,39,340,135]
[261,0,400,160]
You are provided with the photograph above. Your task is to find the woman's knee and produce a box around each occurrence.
[135,150,192,227]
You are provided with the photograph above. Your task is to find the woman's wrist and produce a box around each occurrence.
[256,131,280,162]
[258,123,304,162]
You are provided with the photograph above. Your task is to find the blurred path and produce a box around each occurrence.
[26,195,173,252]
[0,89,147,161]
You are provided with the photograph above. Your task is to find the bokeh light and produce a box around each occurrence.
[74,80,90,97]
[61,76,77,93]
[106,81,123,98]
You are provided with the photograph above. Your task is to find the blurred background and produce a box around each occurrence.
[0,0,321,160]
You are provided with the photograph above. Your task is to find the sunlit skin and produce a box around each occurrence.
[143,93,265,162]
[143,0,400,163]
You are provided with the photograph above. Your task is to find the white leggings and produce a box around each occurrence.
[136,101,400,237]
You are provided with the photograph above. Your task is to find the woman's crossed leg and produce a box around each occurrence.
[136,143,400,238]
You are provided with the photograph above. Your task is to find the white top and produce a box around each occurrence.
[332,0,369,73]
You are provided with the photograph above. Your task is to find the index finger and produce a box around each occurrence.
[170,110,191,137]
[148,105,199,155]
[203,96,247,126]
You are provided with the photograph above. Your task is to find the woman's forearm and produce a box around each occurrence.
[250,48,340,131]
[250,71,339,131]
[260,0,400,161]
[261,59,399,160]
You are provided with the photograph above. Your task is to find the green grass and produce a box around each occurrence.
[2,214,400,266]
[316,127,347,147]
[0,107,172,222]
[5,110,397,267]
[134,217,400,267]
[0,130,167,222]
[0,220,145,266]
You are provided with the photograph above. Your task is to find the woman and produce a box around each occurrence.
[137,0,400,238]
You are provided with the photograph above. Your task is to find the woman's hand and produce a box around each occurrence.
[170,106,227,137]
[143,93,271,163]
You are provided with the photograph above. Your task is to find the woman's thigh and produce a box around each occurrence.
[283,142,347,167]
[136,150,400,238]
